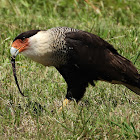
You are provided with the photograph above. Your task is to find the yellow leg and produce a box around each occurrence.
[59,98,71,111]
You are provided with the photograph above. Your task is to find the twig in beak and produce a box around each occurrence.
[11,56,27,97]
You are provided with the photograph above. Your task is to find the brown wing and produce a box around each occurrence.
[65,30,139,86]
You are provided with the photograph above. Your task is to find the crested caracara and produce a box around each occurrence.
[10,27,140,105]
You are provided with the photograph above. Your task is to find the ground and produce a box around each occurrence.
[0,0,140,139]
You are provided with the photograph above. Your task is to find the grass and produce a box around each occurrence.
[0,0,140,139]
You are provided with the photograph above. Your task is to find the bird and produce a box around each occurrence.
[10,27,140,107]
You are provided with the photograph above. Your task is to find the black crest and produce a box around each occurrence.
[13,30,40,42]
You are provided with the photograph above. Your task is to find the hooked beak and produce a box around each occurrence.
[10,47,19,57]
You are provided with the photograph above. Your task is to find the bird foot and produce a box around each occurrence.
[59,98,71,111]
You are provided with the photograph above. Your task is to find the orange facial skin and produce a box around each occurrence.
[12,38,29,53]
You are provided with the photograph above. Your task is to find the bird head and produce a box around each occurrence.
[10,30,57,66]
[11,28,69,66]
[10,30,40,58]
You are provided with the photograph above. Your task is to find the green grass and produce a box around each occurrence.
[0,0,140,139]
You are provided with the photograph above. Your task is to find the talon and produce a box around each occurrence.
[59,98,71,111]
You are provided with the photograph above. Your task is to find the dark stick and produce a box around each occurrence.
[11,56,27,97]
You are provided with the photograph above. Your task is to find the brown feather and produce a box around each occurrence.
[65,30,140,96]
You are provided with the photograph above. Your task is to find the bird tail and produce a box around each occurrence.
[124,75,140,96]
[111,55,140,96]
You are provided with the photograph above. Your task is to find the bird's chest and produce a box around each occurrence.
[36,38,68,66]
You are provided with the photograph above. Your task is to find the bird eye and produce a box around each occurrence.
[22,37,26,42]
